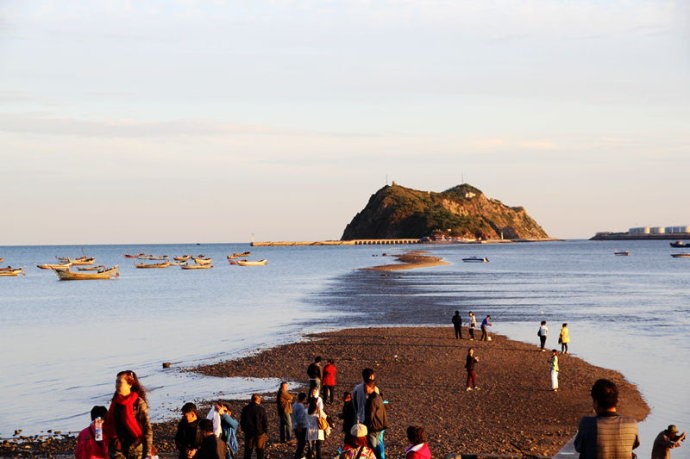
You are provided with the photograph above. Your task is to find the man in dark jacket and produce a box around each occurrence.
[451,311,463,339]
[306,356,323,392]
[364,383,388,459]
[175,402,202,459]
[240,394,269,459]
[196,419,227,459]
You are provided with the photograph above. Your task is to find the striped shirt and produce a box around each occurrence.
[574,413,640,459]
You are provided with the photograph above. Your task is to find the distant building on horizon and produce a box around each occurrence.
[629,225,690,235]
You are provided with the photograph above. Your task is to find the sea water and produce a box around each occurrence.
[0,241,688,458]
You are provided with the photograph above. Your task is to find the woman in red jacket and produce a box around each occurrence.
[405,426,431,459]
[321,359,337,404]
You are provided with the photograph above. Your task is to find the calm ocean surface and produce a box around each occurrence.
[1,240,688,458]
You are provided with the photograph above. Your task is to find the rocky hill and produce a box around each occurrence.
[341,183,549,240]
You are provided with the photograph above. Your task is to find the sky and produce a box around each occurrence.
[2,0,689,245]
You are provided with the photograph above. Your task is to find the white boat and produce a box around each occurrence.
[235,259,268,266]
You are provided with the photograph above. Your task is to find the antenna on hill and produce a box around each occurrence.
[461,171,465,185]
[385,174,388,186]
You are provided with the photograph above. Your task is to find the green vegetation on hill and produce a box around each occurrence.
[341,183,548,240]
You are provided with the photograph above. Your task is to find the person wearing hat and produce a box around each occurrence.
[651,425,686,459]
[338,424,376,459]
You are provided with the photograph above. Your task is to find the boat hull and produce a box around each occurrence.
[55,266,119,280]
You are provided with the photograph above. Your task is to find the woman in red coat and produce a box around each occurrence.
[321,359,337,404]
[405,426,431,459]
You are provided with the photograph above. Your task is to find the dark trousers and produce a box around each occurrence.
[307,440,322,459]
[469,327,475,339]
[454,325,463,339]
[244,434,267,459]
[279,412,292,442]
[480,326,488,341]
[321,385,335,404]
[561,342,568,353]
[293,428,307,459]
[466,369,477,388]
[539,335,547,350]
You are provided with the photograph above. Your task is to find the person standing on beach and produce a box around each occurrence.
[75,405,109,459]
[105,370,154,459]
[559,323,570,354]
[480,315,492,341]
[364,382,388,459]
[548,349,559,391]
[468,312,477,340]
[574,379,640,459]
[465,348,479,391]
[404,426,431,459]
[452,311,463,339]
[240,395,269,459]
[175,402,202,459]
[322,359,337,405]
[339,392,356,445]
[538,321,548,351]
[307,357,323,393]
[277,382,294,444]
[651,424,685,459]
[291,393,308,459]
[352,368,378,423]
[196,419,227,459]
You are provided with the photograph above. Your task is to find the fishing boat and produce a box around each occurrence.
[0,267,25,277]
[138,254,169,261]
[124,253,146,258]
[181,263,213,270]
[77,265,107,271]
[192,256,213,265]
[0,257,4,263]
[462,256,489,263]
[37,262,72,270]
[135,261,171,268]
[614,251,631,256]
[173,255,192,262]
[55,266,119,280]
[235,259,268,266]
[670,241,690,248]
[228,251,251,259]
[57,256,95,265]
[671,253,690,258]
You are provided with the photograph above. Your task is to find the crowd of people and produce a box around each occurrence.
[73,330,684,459]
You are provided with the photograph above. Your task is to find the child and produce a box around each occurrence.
[75,405,108,459]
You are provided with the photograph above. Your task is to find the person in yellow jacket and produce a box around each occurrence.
[558,323,570,354]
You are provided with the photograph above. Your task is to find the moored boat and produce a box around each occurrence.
[173,255,192,262]
[135,261,171,269]
[192,256,213,265]
[55,266,119,280]
[228,251,251,259]
[181,263,213,270]
[670,241,690,248]
[37,262,72,270]
[614,251,631,256]
[462,256,489,263]
[138,254,169,261]
[671,253,690,258]
[0,267,25,277]
[77,265,107,271]
[57,256,95,265]
[235,259,268,266]
[124,253,146,259]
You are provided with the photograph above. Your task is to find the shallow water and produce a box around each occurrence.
[1,240,688,458]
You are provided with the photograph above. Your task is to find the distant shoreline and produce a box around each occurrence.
[591,233,690,241]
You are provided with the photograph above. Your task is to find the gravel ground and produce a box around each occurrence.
[0,326,649,458]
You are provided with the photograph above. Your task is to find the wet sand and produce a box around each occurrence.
[366,251,449,271]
